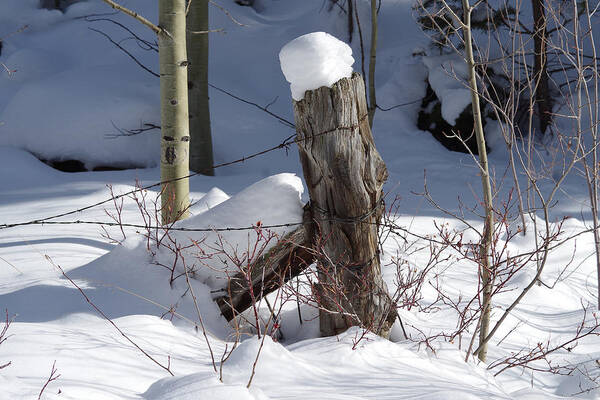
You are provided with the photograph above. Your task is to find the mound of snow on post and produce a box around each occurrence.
[422,55,472,125]
[279,32,354,101]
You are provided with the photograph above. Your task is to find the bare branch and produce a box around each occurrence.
[209,0,246,27]
[88,27,159,77]
[98,0,163,35]
[37,361,60,400]
[48,256,174,376]
[209,84,295,128]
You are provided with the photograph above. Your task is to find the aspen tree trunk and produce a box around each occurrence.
[367,0,377,128]
[293,73,397,339]
[97,0,190,224]
[159,0,191,224]
[347,0,354,43]
[531,0,552,134]
[187,0,215,176]
[460,0,494,362]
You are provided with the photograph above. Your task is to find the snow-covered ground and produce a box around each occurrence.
[1,0,599,399]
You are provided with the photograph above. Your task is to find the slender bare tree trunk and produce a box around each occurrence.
[347,0,355,43]
[460,0,494,362]
[160,0,191,224]
[578,0,600,308]
[367,0,377,128]
[531,0,552,134]
[187,0,215,176]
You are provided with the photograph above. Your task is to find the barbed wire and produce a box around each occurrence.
[8,219,303,232]
[0,216,429,244]
[0,194,383,232]
[0,119,364,232]
[5,17,426,236]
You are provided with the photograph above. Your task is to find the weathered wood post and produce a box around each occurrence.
[293,72,397,338]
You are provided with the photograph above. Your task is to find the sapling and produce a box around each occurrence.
[98,0,191,225]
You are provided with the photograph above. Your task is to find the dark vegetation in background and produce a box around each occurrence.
[39,0,80,12]
[417,83,483,154]
[40,158,136,173]
[417,66,515,155]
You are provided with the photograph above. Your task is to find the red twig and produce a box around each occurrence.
[47,256,174,376]
[37,360,60,400]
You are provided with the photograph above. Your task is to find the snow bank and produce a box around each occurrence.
[0,146,62,189]
[49,173,305,337]
[145,328,522,400]
[1,65,159,169]
[279,32,354,101]
[0,0,62,32]
[422,55,472,125]
[144,374,270,400]
[0,1,160,168]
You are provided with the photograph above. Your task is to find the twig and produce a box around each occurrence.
[73,11,120,20]
[98,0,163,35]
[0,309,12,370]
[37,361,60,400]
[0,24,29,41]
[106,122,160,138]
[0,255,22,274]
[209,84,295,128]
[209,0,246,27]
[88,27,159,78]
[376,98,422,111]
[85,17,158,51]
[0,62,16,77]
[47,256,174,376]
[183,262,218,372]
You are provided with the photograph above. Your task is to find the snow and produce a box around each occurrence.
[0,0,160,169]
[422,54,472,125]
[144,374,270,400]
[2,65,159,169]
[154,173,304,287]
[1,0,599,399]
[279,32,354,101]
[143,329,522,400]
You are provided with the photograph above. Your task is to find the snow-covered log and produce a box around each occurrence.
[214,221,314,322]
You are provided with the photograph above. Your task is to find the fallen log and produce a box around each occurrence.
[214,217,314,322]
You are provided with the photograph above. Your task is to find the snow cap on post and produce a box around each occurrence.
[279,32,354,101]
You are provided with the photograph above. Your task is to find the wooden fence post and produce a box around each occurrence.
[293,72,397,338]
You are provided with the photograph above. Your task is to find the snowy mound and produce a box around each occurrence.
[279,32,354,101]
[0,2,160,169]
[422,55,472,125]
[144,374,269,400]
[156,173,305,287]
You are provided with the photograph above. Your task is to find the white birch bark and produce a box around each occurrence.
[159,0,191,224]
